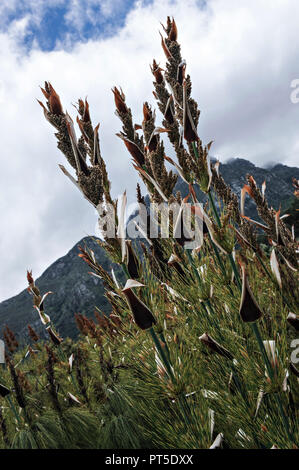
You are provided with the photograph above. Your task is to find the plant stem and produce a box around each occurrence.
[250,322,273,379]
[159,331,171,362]
[122,263,130,279]
[228,253,242,291]
[208,191,221,228]
[192,141,199,160]
[6,395,21,424]
[186,249,201,285]
[231,362,248,405]
[207,233,226,276]
[148,327,175,382]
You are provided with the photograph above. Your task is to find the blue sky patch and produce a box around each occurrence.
[0,0,144,51]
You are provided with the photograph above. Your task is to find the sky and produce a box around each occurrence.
[0,0,299,301]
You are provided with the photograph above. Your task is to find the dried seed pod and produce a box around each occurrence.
[0,383,10,398]
[27,269,34,286]
[112,87,128,114]
[240,184,254,216]
[143,102,151,122]
[34,306,51,326]
[41,82,63,115]
[117,134,145,167]
[287,312,299,331]
[263,340,278,370]
[67,392,81,405]
[46,326,63,346]
[199,333,233,360]
[239,264,263,323]
[160,32,172,59]
[209,433,224,449]
[122,280,156,330]
[167,253,185,276]
[183,79,198,143]
[82,99,90,123]
[164,95,175,124]
[168,17,177,41]
[151,60,164,84]
[126,240,140,279]
[177,60,186,85]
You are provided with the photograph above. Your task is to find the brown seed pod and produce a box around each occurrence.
[112,86,128,114]
[126,240,140,279]
[287,313,299,331]
[0,383,10,398]
[199,333,234,360]
[46,326,63,346]
[239,264,263,323]
[117,134,145,167]
[122,280,156,330]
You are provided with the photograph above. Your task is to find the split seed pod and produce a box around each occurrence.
[168,254,185,276]
[287,313,299,331]
[40,82,63,115]
[199,333,233,360]
[150,60,164,84]
[126,240,140,279]
[168,18,177,42]
[122,280,156,330]
[263,340,278,370]
[112,87,128,114]
[183,79,198,143]
[239,264,263,323]
[209,433,224,449]
[0,383,10,398]
[117,134,145,167]
[46,326,63,346]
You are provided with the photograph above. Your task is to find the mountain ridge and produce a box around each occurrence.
[0,238,123,340]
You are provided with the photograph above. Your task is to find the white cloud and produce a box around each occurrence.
[0,0,299,301]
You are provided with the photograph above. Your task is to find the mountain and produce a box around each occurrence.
[0,158,298,340]
[174,158,299,217]
[0,238,123,341]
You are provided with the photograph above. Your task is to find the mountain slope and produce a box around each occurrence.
[174,158,299,217]
[0,237,123,340]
